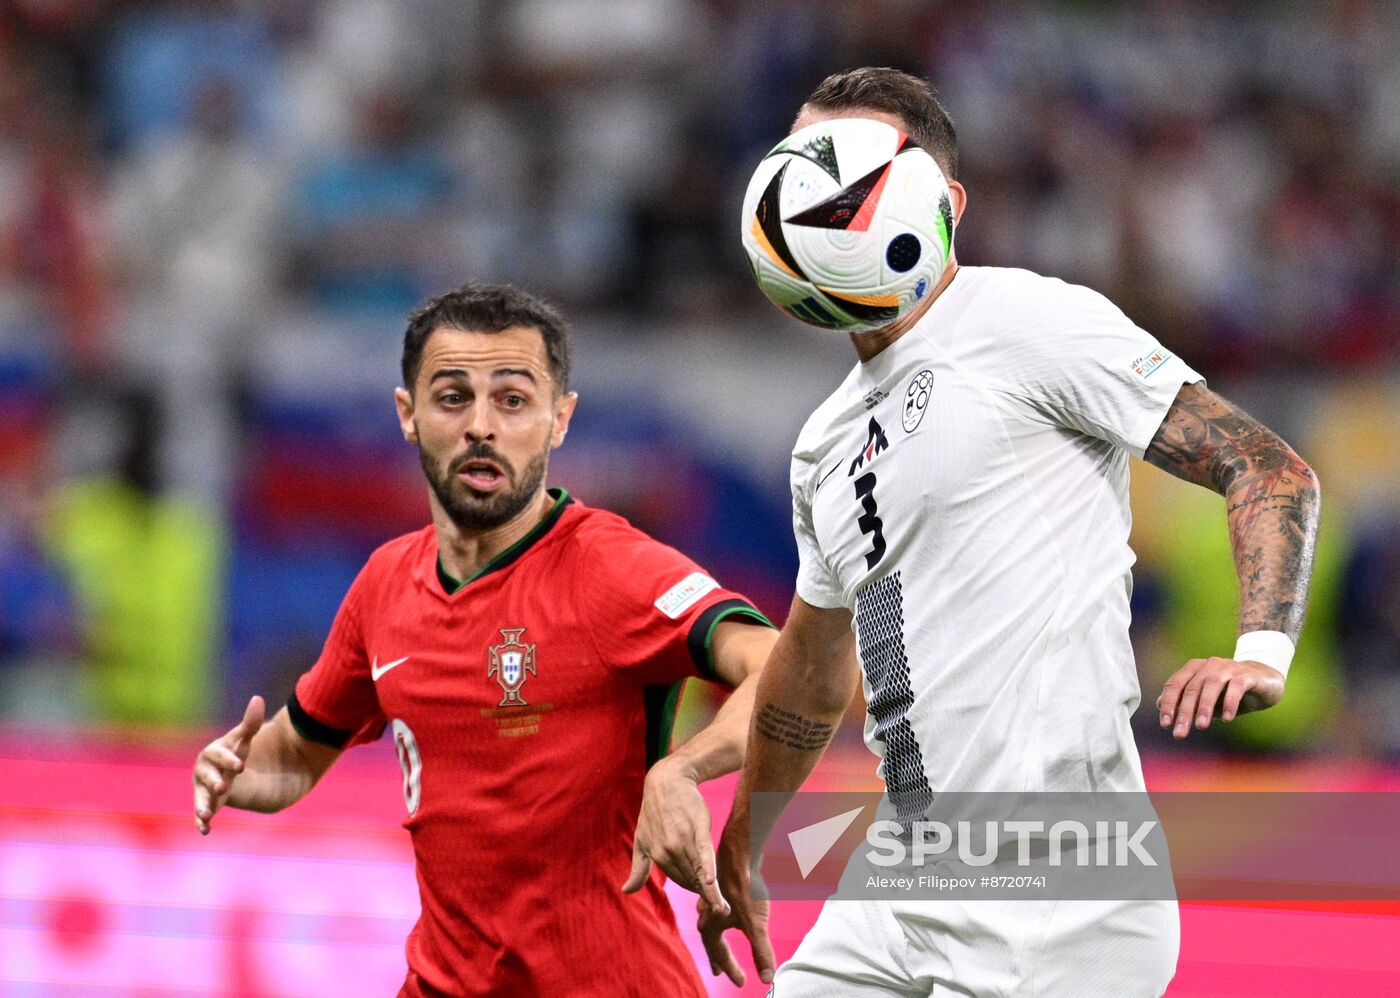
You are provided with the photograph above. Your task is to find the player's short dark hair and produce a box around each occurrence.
[402,284,572,394]
[802,67,959,180]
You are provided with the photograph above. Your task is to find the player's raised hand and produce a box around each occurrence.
[699,829,775,987]
[193,695,265,834]
[622,757,729,916]
[1157,657,1284,739]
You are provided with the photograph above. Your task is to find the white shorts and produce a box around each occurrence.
[771,898,1179,997]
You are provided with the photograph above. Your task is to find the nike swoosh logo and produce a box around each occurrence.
[813,461,841,493]
[371,656,409,681]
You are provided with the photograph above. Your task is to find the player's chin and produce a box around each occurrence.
[453,486,526,524]
[458,480,506,499]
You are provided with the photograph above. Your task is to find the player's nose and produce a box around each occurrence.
[462,404,496,442]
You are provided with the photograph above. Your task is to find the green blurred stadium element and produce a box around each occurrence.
[44,476,224,727]
[1135,464,1344,753]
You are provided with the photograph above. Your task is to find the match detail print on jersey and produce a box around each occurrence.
[855,572,933,829]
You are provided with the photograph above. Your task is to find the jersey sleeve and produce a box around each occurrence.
[988,280,1204,456]
[288,566,387,749]
[582,525,773,687]
[790,460,845,609]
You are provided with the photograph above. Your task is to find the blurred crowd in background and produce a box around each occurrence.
[0,0,1397,760]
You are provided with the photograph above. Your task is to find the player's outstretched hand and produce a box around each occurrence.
[622,757,729,916]
[1157,657,1284,739]
[192,695,265,834]
[697,830,775,987]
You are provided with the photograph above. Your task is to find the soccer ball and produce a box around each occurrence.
[739,117,954,332]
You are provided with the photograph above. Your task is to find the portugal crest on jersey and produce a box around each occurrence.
[488,628,537,706]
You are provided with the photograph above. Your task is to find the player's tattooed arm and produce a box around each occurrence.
[754,703,836,752]
[1143,382,1321,642]
[1145,382,1321,737]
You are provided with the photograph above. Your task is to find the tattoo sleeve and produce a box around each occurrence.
[754,703,835,752]
[1143,382,1321,642]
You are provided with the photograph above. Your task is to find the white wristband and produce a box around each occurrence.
[1232,630,1295,681]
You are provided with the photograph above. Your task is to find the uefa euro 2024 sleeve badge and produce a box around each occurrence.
[488,628,537,707]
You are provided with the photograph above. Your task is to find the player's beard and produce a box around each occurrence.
[420,438,549,533]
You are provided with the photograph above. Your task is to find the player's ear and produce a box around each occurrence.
[948,179,968,225]
[551,391,578,449]
[395,387,418,444]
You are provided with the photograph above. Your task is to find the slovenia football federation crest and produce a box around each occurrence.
[903,369,933,432]
[488,628,537,707]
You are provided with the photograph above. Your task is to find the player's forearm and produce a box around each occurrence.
[729,633,856,848]
[226,712,325,813]
[664,671,761,784]
[1144,383,1322,643]
[1222,451,1320,642]
[744,682,848,796]
[664,620,781,784]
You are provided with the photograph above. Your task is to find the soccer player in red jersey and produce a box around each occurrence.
[192,284,778,996]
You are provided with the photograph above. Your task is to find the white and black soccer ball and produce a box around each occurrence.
[740,117,954,332]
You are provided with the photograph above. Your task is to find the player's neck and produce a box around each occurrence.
[849,259,959,363]
[434,487,556,584]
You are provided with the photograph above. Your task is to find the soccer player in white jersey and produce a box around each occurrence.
[702,68,1321,996]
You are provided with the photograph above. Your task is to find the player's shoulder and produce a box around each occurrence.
[566,500,675,554]
[334,525,436,609]
[792,363,866,475]
[361,524,436,579]
[564,499,706,588]
[948,266,1141,381]
[954,265,1122,330]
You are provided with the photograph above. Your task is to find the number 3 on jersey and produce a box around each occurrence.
[853,472,886,569]
[392,718,422,816]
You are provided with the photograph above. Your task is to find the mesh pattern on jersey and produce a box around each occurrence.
[855,571,934,829]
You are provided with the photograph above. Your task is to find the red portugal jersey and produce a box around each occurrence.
[289,489,772,996]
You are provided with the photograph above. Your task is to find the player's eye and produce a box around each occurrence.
[501,393,527,409]
[438,391,466,406]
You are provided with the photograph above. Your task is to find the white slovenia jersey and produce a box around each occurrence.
[791,266,1203,809]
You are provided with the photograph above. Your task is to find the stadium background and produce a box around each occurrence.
[0,0,1397,993]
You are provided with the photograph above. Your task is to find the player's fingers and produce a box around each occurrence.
[206,745,244,774]
[193,776,220,834]
[1220,673,1256,722]
[1157,662,1198,728]
[194,760,230,798]
[713,937,746,986]
[641,822,695,890]
[1193,672,1228,730]
[228,696,266,758]
[1173,667,1209,739]
[700,920,745,986]
[239,695,266,733]
[621,841,651,894]
[747,912,777,985]
[692,829,728,915]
